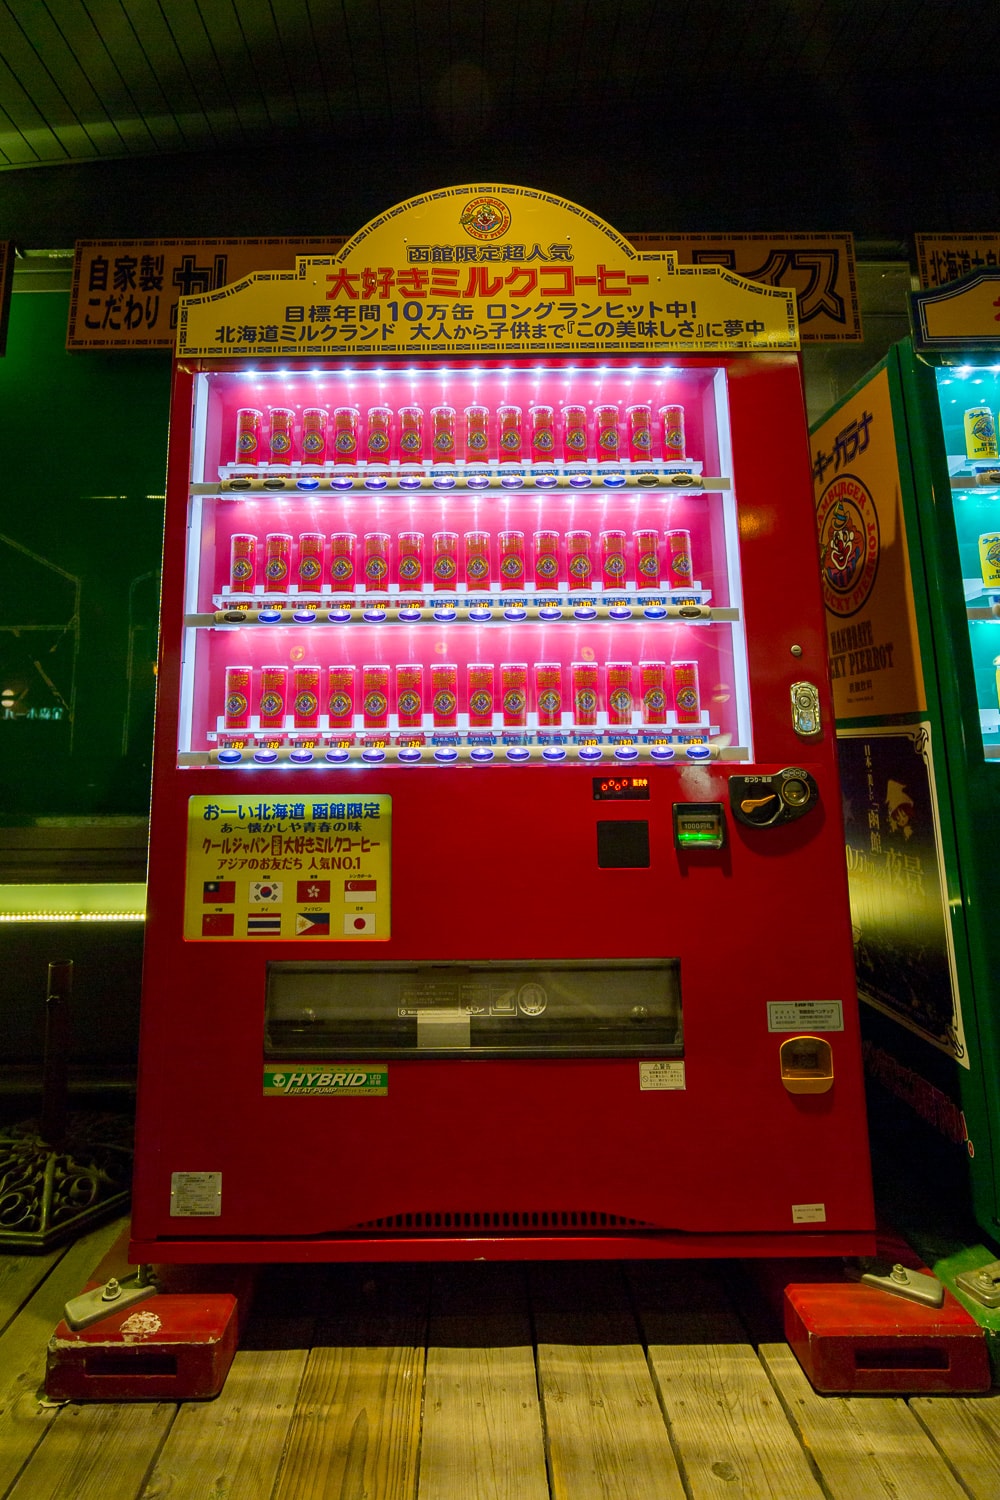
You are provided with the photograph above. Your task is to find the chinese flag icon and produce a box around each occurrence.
[202,912,235,937]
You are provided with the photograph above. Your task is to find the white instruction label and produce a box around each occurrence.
[170,1171,222,1217]
[791,1202,827,1224]
[767,1001,843,1033]
[639,1060,686,1091]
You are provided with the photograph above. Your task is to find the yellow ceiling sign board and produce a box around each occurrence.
[910,267,1000,353]
[915,234,1000,290]
[176,184,798,360]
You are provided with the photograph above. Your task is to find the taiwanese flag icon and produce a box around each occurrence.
[202,912,235,937]
[344,912,376,935]
[249,881,283,904]
[203,880,236,904]
[296,879,331,904]
[296,912,331,936]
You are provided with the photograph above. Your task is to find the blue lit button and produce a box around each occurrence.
[542,745,567,761]
[433,607,458,622]
[614,746,639,761]
[325,746,351,763]
[685,744,711,760]
[397,607,423,621]
[364,474,388,490]
[289,747,314,764]
[643,605,668,620]
[469,746,495,762]
[253,747,279,764]
[218,747,243,765]
[434,746,459,762]
[468,606,493,622]
[363,608,387,622]
[578,745,603,761]
[650,745,676,762]
[503,606,528,621]
[327,608,352,623]
[292,609,317,623]
[573,606,598,621]
[397,746,422,762]
[608,606,633,620]
[505,745,531,762]
[362,747,386,763]
[538,606,563,621]
[257,608,283,623]
[295,476,320,490]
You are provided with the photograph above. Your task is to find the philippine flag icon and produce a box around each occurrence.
[344,912,376,935]
[249,881,283,904]
[296,912,331,936]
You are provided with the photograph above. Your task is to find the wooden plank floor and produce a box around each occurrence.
[3,1217,1000,1500]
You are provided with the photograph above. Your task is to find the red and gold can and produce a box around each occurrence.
[463,530,491,590]
[365,405,393,465]
[431,531,459,590]
[463,404,489,462]
[534,662,563,727]
[329,532,357,592]
[398,404,424,464]
[267,407,295,464]
[501,662,528,728]
[264,532,292,591]
[498,530,526,590]
[672,660,701,724]
[301,407,329,464]
[235,408,263,464]
[594,403,620,462]
[467,663,495,728]
[660,404,686,461]
[395,530,425,591]
[639,660,667,725]
[296,532,324,591]
[497,404,523,463]
[394,663,424,728]
[229,533,257,592]
[431,663,458,728]
[561,404,588,462]
[532,530,560,591]
[600,529,627,590]
[258,665,287,730]
[327,665,356,730]
[634,529,660,590]
[293,665,321,730]
[431,404,456,460]
[224,666,252,730]
[362,665,390,730]
[566,529,594,591]
[606,661,634,726]
[666,528,693,590]
[571,662,599,726]
[627,404,653,462]
[529,404,556,464]
[362,532,391,593]
[332,406,359,465]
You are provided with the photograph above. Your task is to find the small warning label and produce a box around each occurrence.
[639,1060,686,1091]
[169,1171,222,1217]
[791,1202,827,1224]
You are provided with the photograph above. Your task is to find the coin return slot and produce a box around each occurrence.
[779,1035,833,1094]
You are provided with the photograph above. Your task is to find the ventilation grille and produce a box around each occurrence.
[353,1208,655,1234]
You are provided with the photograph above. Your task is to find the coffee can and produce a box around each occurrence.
[327,665,356,730]
[979,532,1000,588]
[468,663,495,728]
[571,662,599,725]
[626,404,653,462]
[660,404,686,461]
[365,405,393,465]
[431,531,459,590]
[672,660,701,724]
[268,407,295,464]
[431,405,457,460]
[497,404,523,463]
[600,530,627,590]
[329,532,357,592]
[634,529,661,590]
[293,665,321,729]
[296,532,324,591]
[464,404,490,461]
[529,405,555,463]
[501,662,528,728]
[533,529,560,591]
[396,531,425,591]
[395,664,424,728]
[264,532,293,591]
[561,404,588,462]
[639,660,667,725]
[666,528,693,590]
[301,407,329,465]
[566,529,594,591]
[259,666,287,730]
[463,530,491,589]
[224,666,252,730]
[362,665,390,730]
[398,404,424,464]
[498,530,526,590]
[594,403,620,462]
[235,408,263,465]
[534,662,563,727]
[229,533,257,592]
[606,661,634,726]
[362,532,391,593]
[965,407,999,462]
[332,406,359,465]
[431,663,458,728]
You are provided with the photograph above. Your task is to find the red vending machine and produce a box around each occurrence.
[131,186,875,1264]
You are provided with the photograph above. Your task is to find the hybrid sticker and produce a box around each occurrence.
[265,1066,388,1097]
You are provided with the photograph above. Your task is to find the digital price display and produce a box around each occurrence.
[592,775,651,801]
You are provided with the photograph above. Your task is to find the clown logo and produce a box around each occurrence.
[459,195,512,242]
[816,474,880,617]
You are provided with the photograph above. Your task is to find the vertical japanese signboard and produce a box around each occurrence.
[915,234,1000,290]
[0,241,13,356]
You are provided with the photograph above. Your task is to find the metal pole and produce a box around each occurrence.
[40,958,73,1148]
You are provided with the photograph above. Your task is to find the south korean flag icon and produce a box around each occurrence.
[250,881,283,904]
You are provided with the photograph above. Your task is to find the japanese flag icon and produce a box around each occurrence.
[250,881,283,904]
[344,912,376,935]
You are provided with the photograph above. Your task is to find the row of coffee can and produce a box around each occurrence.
[228,527,695,594]
[223,659,702,732]
[234,402,687,467]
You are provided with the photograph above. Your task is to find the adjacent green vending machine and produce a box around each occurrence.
[811,267,1000,1248]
